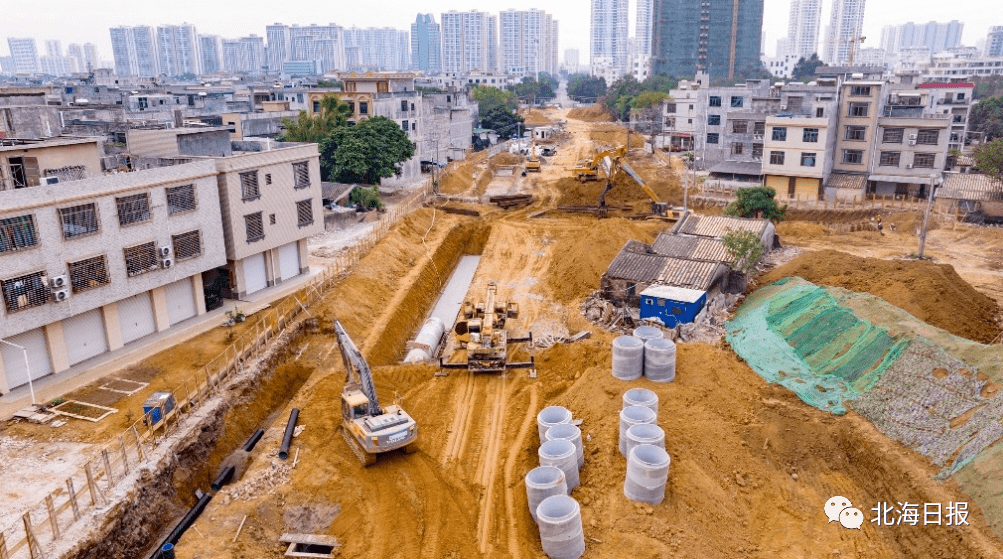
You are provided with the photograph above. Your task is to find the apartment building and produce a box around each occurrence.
[912,82,973,151]
[651,0,764,80]
[124,127,324,298]
[109,26,160,77]
[0,138,225,393]
[442,10,498,75]
[763,112,838,200]
[7,38,41,75]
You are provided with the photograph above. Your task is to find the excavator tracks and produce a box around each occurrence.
[342,426,377,467]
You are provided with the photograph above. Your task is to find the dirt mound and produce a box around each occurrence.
[491,151,523,166]
[757,249,1002,343]
[521,109,553,126]
[776,221,830,238]
[557,155,682,209]
[567,104,614,122]
[589,125,646,149]
[439,160,476,195]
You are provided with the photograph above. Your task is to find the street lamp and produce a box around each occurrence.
[0,339,36,406]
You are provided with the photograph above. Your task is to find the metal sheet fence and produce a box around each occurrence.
[0,179,434,559]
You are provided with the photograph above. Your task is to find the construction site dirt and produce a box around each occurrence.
[7,106,1003,559]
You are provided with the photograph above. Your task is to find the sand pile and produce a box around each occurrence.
[439,160,476,195]
[557,155,682,209]
[757,249,1002,343]
[521,109,553,126]
[567,104,615,122]
[589,126,647,149]
[775,221,830,238]
[491,151,522,166]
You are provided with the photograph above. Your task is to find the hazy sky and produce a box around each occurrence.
[0,0,996,64]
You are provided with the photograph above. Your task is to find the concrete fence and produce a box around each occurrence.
[0,178,435,559]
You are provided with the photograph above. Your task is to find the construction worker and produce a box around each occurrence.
[877,216,884,236]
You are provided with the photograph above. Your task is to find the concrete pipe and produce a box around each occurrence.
[624,444,671,505]
[536,494,585,559]
[632,326,664,342]
[619,405,656,456]
[643,338,676,383]
[611,336,644,380]
[622,387,659,417]
[525,466,568,523]
[403,317,446,363]
[537,406,573,444]
[546,423,584,469]
[625,423,665,459]
[539,439,580,492]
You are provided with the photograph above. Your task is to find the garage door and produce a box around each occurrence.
[118,292,157,344]
[165,278,197,325]
[765,175,788,195]
[64,309,108,366]
[278,242,301,281]
[794,177,821,201]
[244,252,267,295]
[1,328,53,390]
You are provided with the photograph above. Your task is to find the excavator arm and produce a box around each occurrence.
[333,319,383,416]
[598,156,668,215]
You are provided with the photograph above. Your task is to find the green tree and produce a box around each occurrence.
[723,186,788,222]
[722,230,766,274]
[512,77,555,101]
[972,75,1003,100]
[480,106,524,136]
[974,139,1003,181]
[791,54,825,82]
[640,74,679,94]
[318,116,415,184]
[970,95,1003,141]
[631,91,670,133]
[316,79,343,88]
[567,73,607,100]
[348,185,385,210]
[603,75,644,121]
[471,85,517,114]
[279,95,353,143]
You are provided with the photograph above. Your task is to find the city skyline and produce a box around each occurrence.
[0,0,999,68]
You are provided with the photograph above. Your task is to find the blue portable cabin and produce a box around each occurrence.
[639,285,707,328]
[142,392,176,425]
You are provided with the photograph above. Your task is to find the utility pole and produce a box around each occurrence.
[917,177,940,258]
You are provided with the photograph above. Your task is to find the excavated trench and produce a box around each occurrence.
[63,322,316,559]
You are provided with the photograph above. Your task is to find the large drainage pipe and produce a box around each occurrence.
[536,494,585,559]
[210,466,236,492]
[278,408,300,460]
[149,492,213,558]
[404,317,446,363]
[537,406,573,445]
[624,444,671,505]
[525,466,567,523]
[243,428,265,452]
[622,387,659,417]
[619,406,656,456]
[545,423,584,469]
[611,336,644,380]
[539,439,579,493]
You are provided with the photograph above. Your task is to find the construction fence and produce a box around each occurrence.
[0,178,436,559]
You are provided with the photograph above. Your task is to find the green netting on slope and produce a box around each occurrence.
[726,278,907,414]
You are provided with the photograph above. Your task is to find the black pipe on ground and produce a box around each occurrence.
[158,543,176,559]
[210,465,235,492]
[278,408,300,460]
[149,492,213,558]
[243,428,265,452]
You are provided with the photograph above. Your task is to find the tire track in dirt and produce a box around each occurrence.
[476,374,508,555]
[505,383,540,559]
[442,370,476,463]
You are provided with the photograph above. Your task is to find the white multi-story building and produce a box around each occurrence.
[823,0,866,66]
[441,10,497,74]
[499,9,558,77]
[7,38,40,75]
[289,24,346,73]
[784,0,822,58]
[988,25,1003,57]
[199,35,224,74]
[635,0,653,57]
[885,21,964,55]
[45,40,62,58]
[156,24,201,77]
[67,44,85,73]
[39,56,77,76]
[222,36,265,75]
[266,24,292,72]
[564,48,580,74]
[590,0,628,80]
[345,27,410,72]
[84,43,100,71]
[110,26,159,77]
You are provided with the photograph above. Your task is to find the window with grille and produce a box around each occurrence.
[842,150,864,164]
[401,99,408,112]
[803,128,819,142]
[172,230,202,260]
[245,212,264,243]
[116,193,151,226]
[240,171,260,201]
[706,133,719,144]
[845,125,867,141]
[772,127,787,141]
[916,129,940,145]
[665,103,676,113]
[708,114,720,126]
[913,153,936,168]
[879,152,901,166]
[731,143,744,155]
[2,270,48,312]
[59,203,100,239]
[732,120,748,133]
[293,161,310,189]
[0,215,38,253]
[68,255,109,293]
[359,102,368,114]
[848,103,869,117]
[124,241,159,276]
[709,96,721,107]
[166,184,197,214]
[752,143,764,158]
[883,128,904,143]
[754,121,766,135]
[769,151,785,165]
[297,199,314,227]
[730,96,744,108]
[850,85,872,96]
[800,153,817,167]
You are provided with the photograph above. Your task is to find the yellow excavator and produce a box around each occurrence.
[525,140,541,172]
[572,145,626,182]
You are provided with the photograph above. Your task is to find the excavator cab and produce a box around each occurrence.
[341,391,370,421]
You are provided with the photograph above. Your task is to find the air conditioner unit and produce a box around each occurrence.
[43,176,59,185]
[909,134,917,140]
[49,275,68,289]
[159,246,172,258]
[906,164,914,169]
[52,288,70,302]
[909,140,917,145]
[161,257,174,269]
[780,105,788,110]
